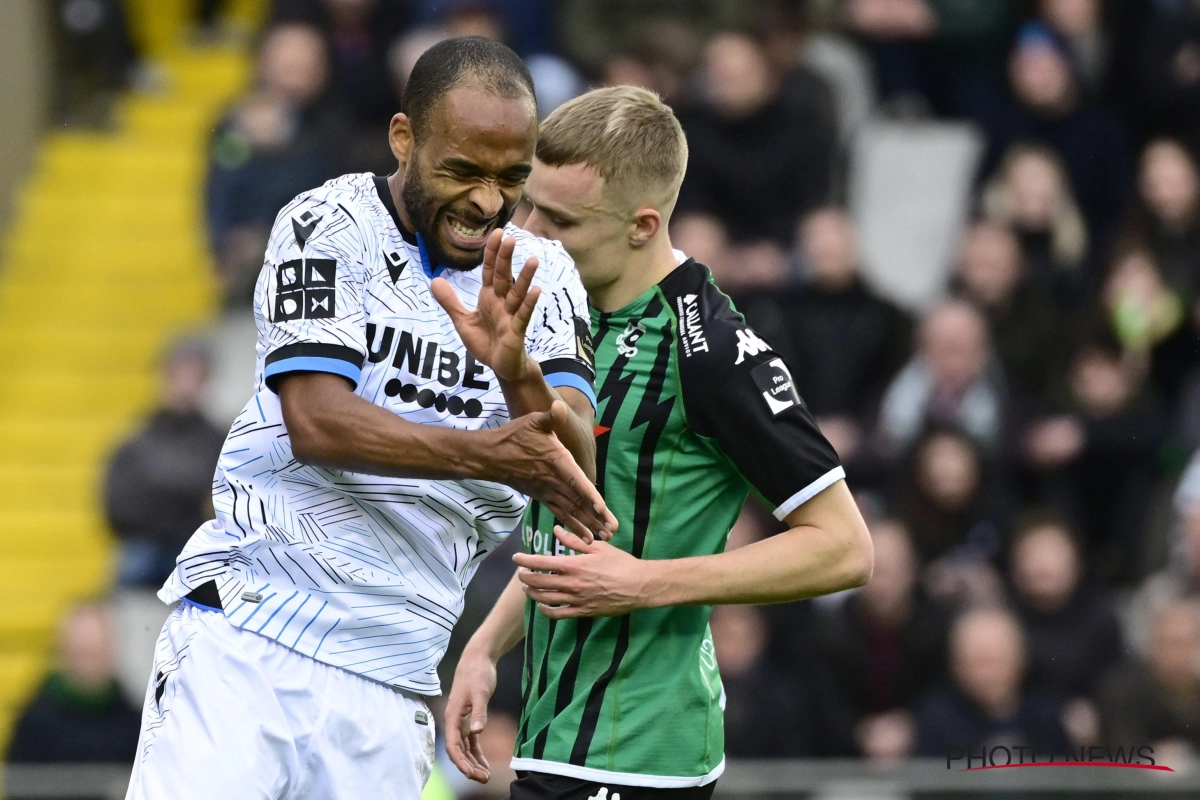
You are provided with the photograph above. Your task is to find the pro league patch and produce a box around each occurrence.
[750,358,801,415]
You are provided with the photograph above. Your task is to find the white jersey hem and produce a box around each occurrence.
[772,466,846,520]
[508,757,725,788]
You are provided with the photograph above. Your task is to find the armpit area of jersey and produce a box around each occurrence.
[263,342,366,392]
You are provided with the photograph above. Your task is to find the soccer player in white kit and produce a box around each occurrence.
[125,37,615,800]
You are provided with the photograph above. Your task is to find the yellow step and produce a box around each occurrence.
[0,374,155,415]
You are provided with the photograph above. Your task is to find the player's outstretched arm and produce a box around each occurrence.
[431,230,597,480]
[444,572,527,783]
[513,479,872,617]
[279,373,615,540]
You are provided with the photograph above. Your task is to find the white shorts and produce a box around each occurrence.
[126,603,435,800]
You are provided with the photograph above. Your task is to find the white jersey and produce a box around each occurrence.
[160,173,595,695]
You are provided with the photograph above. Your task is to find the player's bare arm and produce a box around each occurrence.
[278,374,614,540]
[432,228,597,481]
[514,479,873,617]
[445,573,527,783]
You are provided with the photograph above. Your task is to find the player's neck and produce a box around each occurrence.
[589,236,681,313]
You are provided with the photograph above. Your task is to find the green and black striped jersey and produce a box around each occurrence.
[512,259,844,787]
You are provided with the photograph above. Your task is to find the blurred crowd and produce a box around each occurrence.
[19,0,1200,782]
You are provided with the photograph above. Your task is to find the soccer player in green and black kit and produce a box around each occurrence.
[443,87,874,800]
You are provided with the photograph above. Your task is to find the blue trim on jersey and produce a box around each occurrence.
[180,596,221,613]
[416,233,446,279]
[264,357,362,388]
[545,372,598,411]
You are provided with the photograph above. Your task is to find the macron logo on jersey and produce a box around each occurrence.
[734,329,770,365]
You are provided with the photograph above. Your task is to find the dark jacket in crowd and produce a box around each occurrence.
[955,280,1069,411]
[740,279,913,420]
[1099,660,1200,750]
[1017,584,1124,700]
[915,683,1070,757]
[104,409,225,557]
[723,658,814,758]
[677,70,837,246]
[7,674,141,763]
[205,97,353,254]
[812,593,950,755]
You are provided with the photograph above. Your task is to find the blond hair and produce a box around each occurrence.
[982,143,1088,269]
[536,86,688,212]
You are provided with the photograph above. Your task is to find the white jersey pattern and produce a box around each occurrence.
[159,173,594,695]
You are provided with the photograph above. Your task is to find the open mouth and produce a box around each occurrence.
[442,214,496,252]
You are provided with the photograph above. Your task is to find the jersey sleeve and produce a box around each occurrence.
[673,273,844,520]
[256,193,370,393]
[511,228,597,411]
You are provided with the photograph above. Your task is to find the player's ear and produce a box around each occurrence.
[629,207,662,249]
[389,113,415,165]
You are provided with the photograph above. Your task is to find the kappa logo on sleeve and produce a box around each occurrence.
[734,328,771,365]
[274,259,338,321]
[750,358,802,415]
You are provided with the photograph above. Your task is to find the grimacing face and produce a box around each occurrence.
[523,160,632,290]
[398,85,537,270]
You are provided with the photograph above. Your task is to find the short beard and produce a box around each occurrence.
[400,162,514,272]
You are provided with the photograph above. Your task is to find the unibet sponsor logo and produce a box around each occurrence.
[274,258,337,321]
[750,358,801,415]
[615,320,646,359]
[676,293,709,357]
[366,323,490,417]
[734,328,770,365]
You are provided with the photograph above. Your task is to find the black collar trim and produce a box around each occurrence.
[373,174,418,245]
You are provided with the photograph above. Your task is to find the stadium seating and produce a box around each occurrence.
[0,1,258,747]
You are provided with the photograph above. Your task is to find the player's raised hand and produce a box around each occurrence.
[513,525,647,618]
[444,649,497,783]
[487,401,616,543]
[431,229,541,383]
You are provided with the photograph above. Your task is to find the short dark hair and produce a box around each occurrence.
[401,36,535,142]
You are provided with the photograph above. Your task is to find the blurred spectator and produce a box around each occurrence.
[981,143,1089,304]
[1099,597,1200,754]
[894,427,1006,564]
[1124,138,1200,304]
[7,604,141,764]
[206,23,353,306]
[952,219,1067,409]
[739,208,912,468]
[712,604,811,757]
[673,28,837,293]
[1103,247,1185,356]
[556,0,737,80]
[1009,516,1122,734]
[104,340,225,589]
[1025,336,1166,581]
[1132,453,1200,652]
[812,520,948,759]
[975,22,1133,249]
[52,0,141,127]
[915,606,1070,757]
[878,300,1009,454]
[1131,0,1200,143]
[1039,0,1110,99]
[843,0,1015,118]
[389,26,451,100]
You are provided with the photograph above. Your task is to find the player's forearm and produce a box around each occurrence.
[280,373,495,480]
[497,361,596,480]
[462,573,527,663]
[644,522,873,607]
